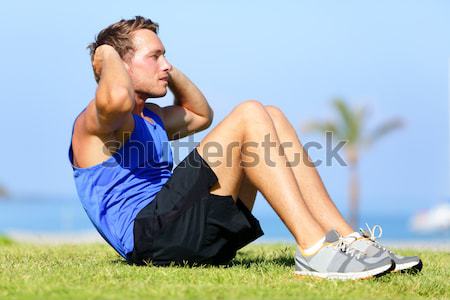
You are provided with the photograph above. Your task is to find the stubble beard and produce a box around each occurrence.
[139,87,168,99]
[134,79,168,99]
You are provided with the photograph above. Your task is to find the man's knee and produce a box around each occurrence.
[235,99,266,114]
[265,105,285,120]
[233,100,270,123]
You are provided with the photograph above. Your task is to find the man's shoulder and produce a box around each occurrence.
[72,100,94,134]
[144,102,164,119]
[76,99,130,135]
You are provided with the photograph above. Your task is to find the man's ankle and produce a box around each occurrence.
[299,235,326,256]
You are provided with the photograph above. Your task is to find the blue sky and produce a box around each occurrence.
[0,0,449,216]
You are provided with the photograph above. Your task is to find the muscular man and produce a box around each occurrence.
[69,16,421,280]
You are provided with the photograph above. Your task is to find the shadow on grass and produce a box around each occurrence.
[230,255,294,268]
[109,248,295,269]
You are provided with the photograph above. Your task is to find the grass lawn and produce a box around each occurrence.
[0,238,449,300]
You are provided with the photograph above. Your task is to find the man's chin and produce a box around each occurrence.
[145,89,168,99]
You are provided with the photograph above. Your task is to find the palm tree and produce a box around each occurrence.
[303,99,404,229]
[0,181,8,199]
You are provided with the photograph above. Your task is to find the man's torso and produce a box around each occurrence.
[68,102,173,259]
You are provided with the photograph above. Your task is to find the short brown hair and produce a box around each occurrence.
[87,16,159,62]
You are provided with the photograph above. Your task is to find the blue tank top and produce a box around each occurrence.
[68,107,173,259]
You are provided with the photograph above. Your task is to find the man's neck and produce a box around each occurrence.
[132,92,147,114]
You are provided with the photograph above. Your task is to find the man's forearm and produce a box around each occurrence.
[95,46,135,111]
[168,67,213,121]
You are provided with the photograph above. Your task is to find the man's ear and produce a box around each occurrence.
[122,51,133,72]
[123,61,131,72]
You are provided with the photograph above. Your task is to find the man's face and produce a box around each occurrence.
[125,29,172,98]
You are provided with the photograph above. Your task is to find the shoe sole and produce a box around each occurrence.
[395,259,423,273]
[294,261,394,281]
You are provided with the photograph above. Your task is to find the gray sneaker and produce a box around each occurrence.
[346,224,422,273]
[294,230,394,280]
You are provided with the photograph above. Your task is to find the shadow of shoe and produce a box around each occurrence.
[229,255,294,268]
[400,260,423,275]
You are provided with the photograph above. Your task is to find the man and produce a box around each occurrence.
[69,16,421,280]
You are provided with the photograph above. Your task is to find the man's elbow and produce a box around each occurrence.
[96,87,134,114]
[203,108,214,129]
[197,111,213,131]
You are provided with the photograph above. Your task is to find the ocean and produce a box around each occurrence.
[0,196,448,243]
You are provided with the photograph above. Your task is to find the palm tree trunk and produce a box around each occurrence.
[349,163,360,229]
[347,147,360,230]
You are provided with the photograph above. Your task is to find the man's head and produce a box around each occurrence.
[88,16,172,99]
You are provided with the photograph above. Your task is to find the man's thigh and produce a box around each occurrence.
[195,106,246,201]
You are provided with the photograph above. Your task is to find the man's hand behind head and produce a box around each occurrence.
[92,45,121,83]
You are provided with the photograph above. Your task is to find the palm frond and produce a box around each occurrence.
[302,121,338,133]
[355,105,370,132]
[302,121,341,140]
[364,118,404,147]
[333,99,359,144]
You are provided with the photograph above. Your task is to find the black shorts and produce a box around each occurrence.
[130,148,264,266]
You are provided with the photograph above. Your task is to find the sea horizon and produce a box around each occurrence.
[1,196,448,245]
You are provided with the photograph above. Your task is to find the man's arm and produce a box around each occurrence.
[156,67,214,140]
[84,45,135,135]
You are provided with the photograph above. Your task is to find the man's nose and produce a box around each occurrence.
[161,56,173,72]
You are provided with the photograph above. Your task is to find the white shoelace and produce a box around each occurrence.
[360,223,392,253]
[334,237,363,259]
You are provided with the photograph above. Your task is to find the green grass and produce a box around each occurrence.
[0,235,13,246]
[0,241,449,300]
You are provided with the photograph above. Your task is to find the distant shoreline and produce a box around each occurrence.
[4,230,104,245]
[4,230,450,251]
[257,237,450,251]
